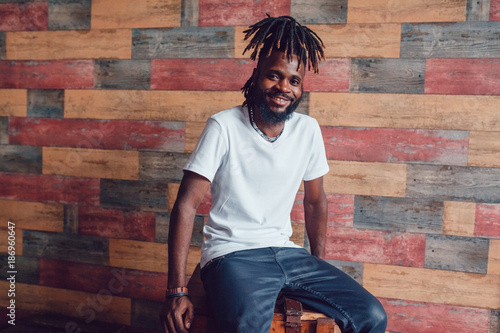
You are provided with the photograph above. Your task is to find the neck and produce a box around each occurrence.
[249,105,285,140]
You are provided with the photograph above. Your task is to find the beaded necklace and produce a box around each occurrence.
[249,106,283,143]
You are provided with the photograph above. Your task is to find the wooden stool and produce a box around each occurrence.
[187,264,341,333]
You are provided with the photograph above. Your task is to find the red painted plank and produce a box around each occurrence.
[0,2,48,31]
[39,259,168,302]
[475,203,500,238]
[78,206,156,242]
[0,60,94,89]
[325,226,426,267]
[0,172,99,204]
[321,126,468,165]
[9,117,185,152]
[425,58,500,95]
[381,298,490,333]
[303,59,350,92]
[198,0,290,26]
[151,58,255,91]
[491,0,500,21]
[291,192,354,227]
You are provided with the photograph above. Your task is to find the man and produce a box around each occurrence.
[161,15,387,333]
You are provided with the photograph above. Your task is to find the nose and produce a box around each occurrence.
[277,79,291,93]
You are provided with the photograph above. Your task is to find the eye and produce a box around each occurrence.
[290,78,301,86]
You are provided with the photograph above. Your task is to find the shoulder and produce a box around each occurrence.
[210,105,245,123]
[289,112,320,130]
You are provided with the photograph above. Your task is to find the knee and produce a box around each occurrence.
[365,299,387,332]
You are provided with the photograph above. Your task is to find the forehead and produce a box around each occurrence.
[257,51,305,78]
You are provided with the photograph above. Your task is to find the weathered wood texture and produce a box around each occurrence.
[1,1,500,332]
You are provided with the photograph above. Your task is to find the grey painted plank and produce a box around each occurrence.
[425,234,489,274]
[0,117,8,144]
[94,60,151,90]
[132,26,234,59]
[466,0,491,21]
[63,204,78,234]
[0,254,39,284]
[350,58,426,94]
[407,164,500,203]
[131,298,164,330]
[155,211,204,246]
[291,0,347,24]
[181,0,199,27]
[100,179,169,212]
[325,259,363,285]
[0,145,42,174]
[401,22,500,58]
[48,0,91,30]
[23,230,109,265]
[27,89,64,118]
[0,32,5,60]
[139,151,190,181]
[354,196,443,233]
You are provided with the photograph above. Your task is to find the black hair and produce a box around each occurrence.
[240,15,325,106]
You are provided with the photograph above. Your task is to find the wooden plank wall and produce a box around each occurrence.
[0,0,499,332]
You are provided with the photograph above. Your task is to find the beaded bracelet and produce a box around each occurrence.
[165,287,189,300]
[165,292,189,299]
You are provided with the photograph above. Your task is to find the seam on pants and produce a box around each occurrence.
[285,282,358,333]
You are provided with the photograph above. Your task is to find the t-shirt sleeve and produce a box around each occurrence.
[184,118,227,183]
[303,119,330,181]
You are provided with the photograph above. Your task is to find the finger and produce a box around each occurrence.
[185,304,194,329]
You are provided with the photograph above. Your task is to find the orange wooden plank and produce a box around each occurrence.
[468,131,500,168]
[0,89,27,117]
[0,227,23,256]
[442,201,476,237]
[0,200,63,232]
[489,240,500,275]
[6,29,131,60]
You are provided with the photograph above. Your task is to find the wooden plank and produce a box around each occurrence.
[0,227,23,256]
[65,89,242,122]
[78,206,156,242]
[43,147,140,180]
[492,0,500,20]
[0,255,39,284]
[468,131,500,168]
[401,22,500,58]
[167,182,211,215]
[151,58,255,91]
[491,310,500,333]
[0,2,48,31]
[95,59,150,90]
[324,259,363,284]
[321,126,468,165]
[442,201,476,237]
[0,172,100,205]
[466,0,491,21]
[6,29,132,60]
[0,281,131,325]
[347,0,467,23]
[425,234,489,273]
[363,263,500,309]
[0,32,5,60]
[291,192,355,227]
[100,179,168,212]
[235,23,401,59]
[325,226,426,267]
[0,199,63,232]
[91,0,181,29]
[380,298,490,333]
[198,0,289,26]
[109,238,201,274]
[0,89,26,117]
[425,58,500,95]
[48,0,91,30]
[40,258,168,302]
[310,92,500,131]
[23,230,108,265]
[304,58,350,92]
[131,298,164,330]
[155,211,205,246]
[489,239,500,275]
[0,117,8,144]
[181,0,198,27]
[185,121,206,153]
[323,160,407,198]
[0,60,94,89]
[27,89,64,118]
[9,117,185,152]
[353,196,443,233]
[63,204,79,234]
[350,58,425,94]
[407,164,500,203]
[0,145,42,174]
[475,203,500,238]
[167,183,180,212]
[139,151,190,181]
[290,0,347,24]
[132,26,234,59]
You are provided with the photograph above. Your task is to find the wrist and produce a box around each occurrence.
[165,287,189,300]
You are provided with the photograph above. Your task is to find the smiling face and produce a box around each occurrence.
[251,51,306,124]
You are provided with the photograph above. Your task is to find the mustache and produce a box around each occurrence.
[268,92,293,101]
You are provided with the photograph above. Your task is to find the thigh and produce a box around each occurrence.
[277,248,387,333]
[200,248,285,333]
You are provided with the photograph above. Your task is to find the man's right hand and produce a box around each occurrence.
[161,296,194,333]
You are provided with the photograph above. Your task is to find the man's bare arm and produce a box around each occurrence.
[303,177,328,259]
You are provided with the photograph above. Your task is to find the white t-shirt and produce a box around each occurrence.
[184,106,330,267]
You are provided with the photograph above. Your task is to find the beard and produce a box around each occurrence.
[250,85,302,124]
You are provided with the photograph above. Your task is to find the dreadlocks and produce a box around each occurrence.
[241,15,325,106]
